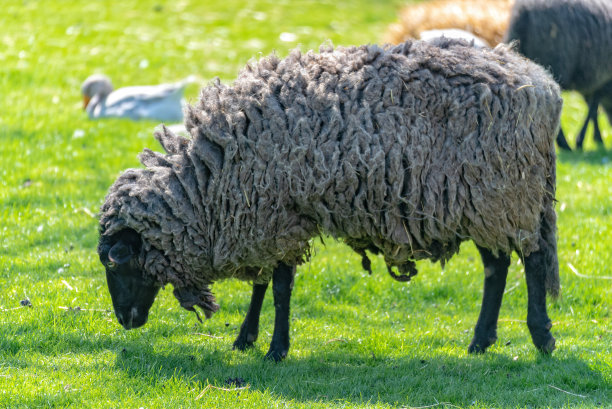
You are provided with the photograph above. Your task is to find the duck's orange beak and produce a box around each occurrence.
[82,96,91,110]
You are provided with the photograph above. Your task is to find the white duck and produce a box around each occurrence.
[81,74,195,122]
[419,28,490,48]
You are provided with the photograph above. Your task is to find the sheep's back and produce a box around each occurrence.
[186,40,561,271]
[292,41,561,264]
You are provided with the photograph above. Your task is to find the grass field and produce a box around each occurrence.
[0,0,610,408]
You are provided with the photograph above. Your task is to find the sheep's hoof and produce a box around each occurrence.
[232,341,253,351]
[232,337,255,351]
[535,335,556,354]
[468,330,497,354]
[528,320,555,354]
[233,330,259,351]
[468,342,487,354]
[264,348,287,362]
[468,338,496,354]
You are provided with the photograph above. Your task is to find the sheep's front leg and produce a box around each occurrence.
[265,262,295,362]
[524,249,556,353]
[233,282,269,351]
[468,246,510,354]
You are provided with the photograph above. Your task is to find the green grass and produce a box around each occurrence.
[0,0,610,407]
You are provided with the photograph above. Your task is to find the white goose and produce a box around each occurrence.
[419,28,490,48]
[81,74,196,122]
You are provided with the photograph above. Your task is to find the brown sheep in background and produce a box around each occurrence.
[385,0,513,47]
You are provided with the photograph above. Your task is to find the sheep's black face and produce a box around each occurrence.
[98,229,160,330]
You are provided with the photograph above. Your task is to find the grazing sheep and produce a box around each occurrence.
[505,0,612,150]
[98,39,562,361]
[385,0,513,47]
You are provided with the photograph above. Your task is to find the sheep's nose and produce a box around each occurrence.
[115,308,137,330]
[116,312,126,327]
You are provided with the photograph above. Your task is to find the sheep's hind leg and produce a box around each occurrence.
[524,249,556,353]
[265,262,295,362]
[576,95,601,150]
[556,128,572,151]
[233,282,269,351]
[468,246,510,354]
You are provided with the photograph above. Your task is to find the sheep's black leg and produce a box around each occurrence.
[593,116,604,146]
[265,262,295,362]
[468,246,510,354]
[576,96,601,150]
[591,97,604,146]
[524,249,556,353]
[233,282,269,351]
[556,128,572,151]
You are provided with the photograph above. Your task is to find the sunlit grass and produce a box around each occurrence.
[0,0,610,408]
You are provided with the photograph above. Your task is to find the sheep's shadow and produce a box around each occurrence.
[0,322,608,407]
[111,336,608,408]
[557,148,610,165]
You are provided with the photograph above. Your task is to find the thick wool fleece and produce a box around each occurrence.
[505,0,612,94]
[99,39,562,314]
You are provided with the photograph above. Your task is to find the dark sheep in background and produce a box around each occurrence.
[98,39,562,361]
[505,0,612,150]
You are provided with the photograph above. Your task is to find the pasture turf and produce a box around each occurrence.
[0,0,610,408]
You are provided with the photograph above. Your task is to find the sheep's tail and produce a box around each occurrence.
[540,151,560,297]
[540,202,560,297]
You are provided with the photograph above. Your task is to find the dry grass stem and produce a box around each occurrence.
[194,333,224,339]
[548,384,587,398]
[404,402,463,409]
[195,384,249,400]
[325,338,348,344]
[567,262,612,280]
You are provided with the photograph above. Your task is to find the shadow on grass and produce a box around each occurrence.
[2,323,607,408]
[557,147,610,166]
[115,340,609,408]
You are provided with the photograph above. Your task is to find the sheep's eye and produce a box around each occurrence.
[107,261,117,269]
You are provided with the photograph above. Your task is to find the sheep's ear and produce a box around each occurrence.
[108,240,134,264]
[108,230,140,264]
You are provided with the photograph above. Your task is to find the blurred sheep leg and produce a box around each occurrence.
[265,263,295,361]
[468,246,510,354]
[576,95,603,150]
[556,128,572,151]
